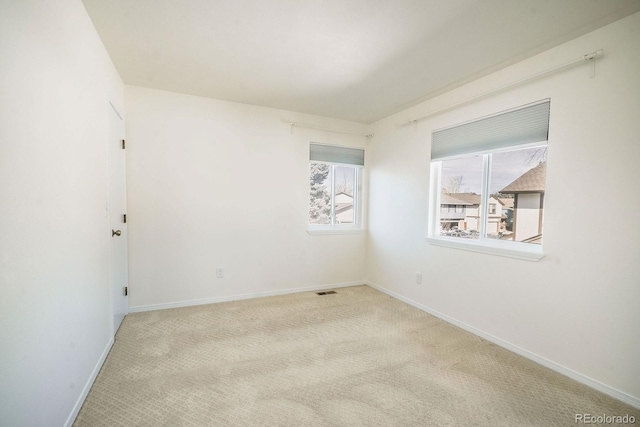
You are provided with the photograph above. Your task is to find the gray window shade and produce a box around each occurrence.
[310,143,364,166]
[431,100,550,160]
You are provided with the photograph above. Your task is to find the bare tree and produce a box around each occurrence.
[524,146,548,166]
[335,169,354,196]
[443,175,464,193]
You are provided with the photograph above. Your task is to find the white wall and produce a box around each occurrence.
[0,1,123,426]
[514,193,542,241]
[367,12,640,405]
[125,86,367,309]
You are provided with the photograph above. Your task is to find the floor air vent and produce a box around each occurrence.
[316,291,337,295]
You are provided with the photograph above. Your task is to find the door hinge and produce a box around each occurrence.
[121,139,126,149]
[124,286,128,296]
[123,214,127,223]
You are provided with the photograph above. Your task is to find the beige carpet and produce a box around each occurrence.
[75,285,638,426]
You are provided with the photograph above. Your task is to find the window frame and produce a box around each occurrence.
[307,160,364,235]
[427,143,545,261]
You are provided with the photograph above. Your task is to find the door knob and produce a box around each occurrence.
[112,229,122,237]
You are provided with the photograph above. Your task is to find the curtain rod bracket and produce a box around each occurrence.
[585,49,602,79]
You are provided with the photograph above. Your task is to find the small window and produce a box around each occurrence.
[309,143,363,231]
[428,100,550,260]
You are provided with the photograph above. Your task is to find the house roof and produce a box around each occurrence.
[335,192,353,198]
[445,192,483,205]
[454,193,482,205]
[440,193,474,205]
[500,162,546,194]
[335,203,353,214]
[498,197,514,209]
[441,192,506,206]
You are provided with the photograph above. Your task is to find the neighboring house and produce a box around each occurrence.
[440,193,504,234]
[500,162,546,243]
[335,192,354,224]
[439,193,471,231]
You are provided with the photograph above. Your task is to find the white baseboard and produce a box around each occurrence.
[365,280,640,410]
[64,336,114,427]
[129,281,365,313]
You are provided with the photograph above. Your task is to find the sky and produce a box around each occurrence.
[441,146,546,194]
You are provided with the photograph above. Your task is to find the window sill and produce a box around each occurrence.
[426,236,544,262]
[307,228,365,236]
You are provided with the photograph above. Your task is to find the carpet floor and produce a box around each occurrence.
[74,285,638,426]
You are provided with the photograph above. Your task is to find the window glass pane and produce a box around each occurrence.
[490,146,547,244]
[334,166,356,224]
[309,162,331,224]
[439,156,483,239]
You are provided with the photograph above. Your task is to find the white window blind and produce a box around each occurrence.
[431,99,550,160]
[310,143,364,166]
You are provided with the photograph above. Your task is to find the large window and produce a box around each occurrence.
[309,143,364,231]
[428,100,550,260]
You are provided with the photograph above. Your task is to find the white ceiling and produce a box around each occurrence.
[82,0,640,123]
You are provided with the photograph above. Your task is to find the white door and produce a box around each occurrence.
[108,102,128,334]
